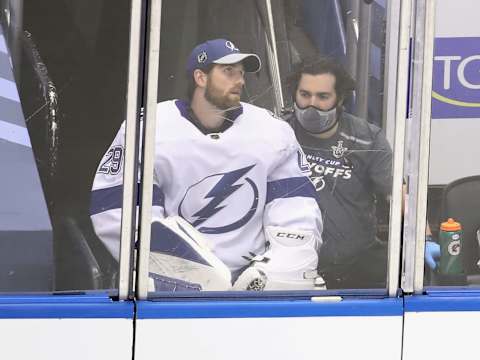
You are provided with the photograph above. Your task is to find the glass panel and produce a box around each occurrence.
[275,0,394,291]
[424,1,480,287]
[0,0,133,293]
[144,0,395,296]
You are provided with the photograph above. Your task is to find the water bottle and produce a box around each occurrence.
[438,218,464,275]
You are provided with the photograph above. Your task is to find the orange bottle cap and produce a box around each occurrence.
[440,218,462,231]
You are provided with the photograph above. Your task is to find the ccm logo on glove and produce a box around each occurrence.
[276,232,306,240]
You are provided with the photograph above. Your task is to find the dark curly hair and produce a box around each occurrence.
[288,57,355,101]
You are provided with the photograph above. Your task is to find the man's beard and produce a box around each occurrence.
[205,78,241,110]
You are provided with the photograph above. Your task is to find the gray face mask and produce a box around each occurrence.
[294,102,338,134]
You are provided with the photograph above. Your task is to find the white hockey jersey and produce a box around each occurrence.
[90,100,323,272]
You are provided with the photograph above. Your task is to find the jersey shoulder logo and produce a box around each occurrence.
[297,150,310,173]
[178,165,259,234]
[98,146,123,175]
[331,140,348,159]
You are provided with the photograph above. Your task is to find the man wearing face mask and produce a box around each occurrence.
[284,57,393,289]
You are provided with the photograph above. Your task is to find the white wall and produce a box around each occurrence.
[136,316,403,360]
[0,319,133,360]
[403,311,480,359]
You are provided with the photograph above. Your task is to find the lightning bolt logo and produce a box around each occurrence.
[192,165,255,226]
[178,165,259,234]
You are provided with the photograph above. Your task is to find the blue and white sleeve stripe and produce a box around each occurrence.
[90,184,165,215]
[266,177,317,204]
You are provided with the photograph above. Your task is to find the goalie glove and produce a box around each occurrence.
[233,226,325,291]
[149,216,232,291]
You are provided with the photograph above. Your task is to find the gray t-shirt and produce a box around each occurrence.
[287,112,392,268]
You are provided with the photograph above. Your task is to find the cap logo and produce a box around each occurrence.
[197,51,207,63]
[225,41,239,52]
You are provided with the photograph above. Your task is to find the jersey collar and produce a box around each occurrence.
[175,99,243,135]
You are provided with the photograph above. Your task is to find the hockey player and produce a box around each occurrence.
[90,39,324,291]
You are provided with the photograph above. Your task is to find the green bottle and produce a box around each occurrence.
[438,218,464,275]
